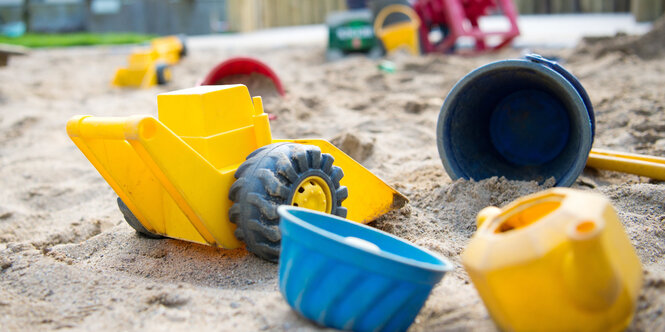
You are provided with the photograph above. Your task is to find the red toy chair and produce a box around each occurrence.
[414,0,520,54]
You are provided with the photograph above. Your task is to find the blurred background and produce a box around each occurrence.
[0,0,662,37]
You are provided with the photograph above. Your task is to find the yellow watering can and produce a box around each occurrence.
[462,188,642,332]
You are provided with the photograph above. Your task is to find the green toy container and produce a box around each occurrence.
[326,9,382,61]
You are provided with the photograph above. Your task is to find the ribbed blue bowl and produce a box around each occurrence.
[277,206,452,332]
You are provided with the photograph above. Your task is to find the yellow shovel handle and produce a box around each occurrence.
[587,149,665,180]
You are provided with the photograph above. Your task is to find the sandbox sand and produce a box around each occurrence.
[1,25,665,331]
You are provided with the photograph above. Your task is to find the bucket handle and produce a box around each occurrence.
[373,4,421,36]
[526,54,595,140]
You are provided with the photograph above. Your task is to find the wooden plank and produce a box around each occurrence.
[552,0,576,13]
[632,0,664,21]
[326,0,335,14]
[613,0,629,12]
[260,0,270,30]
[227,0,237,31]
[304,0,313,24]
[602,0,615,12]
[300,0,309,25]
[227,0,257,32]
[316,0,327,23]
[277,0,289,27]
[248,0,259,31]
[581,0,612,12]
[269,0,279,28]
[261,0,268,28]
[515,0,535,14]
[268,0,281,27]
[290,0,301,26]
[0,44,28,68]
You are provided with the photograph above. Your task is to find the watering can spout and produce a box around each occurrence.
[563,219,621,311]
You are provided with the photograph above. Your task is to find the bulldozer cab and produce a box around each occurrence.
[157,85,272,171]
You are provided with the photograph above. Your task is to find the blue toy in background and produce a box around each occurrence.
[1,21,26,38]
[277,206,452,332]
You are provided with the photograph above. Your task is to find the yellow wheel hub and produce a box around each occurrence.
[291,176,333,213]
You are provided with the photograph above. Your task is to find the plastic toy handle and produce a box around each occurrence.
[373,4,422,35]
[587,149,665,181]
[526,54,596,140]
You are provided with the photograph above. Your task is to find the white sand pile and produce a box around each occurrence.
[0,37,664,331]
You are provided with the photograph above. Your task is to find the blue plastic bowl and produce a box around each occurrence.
[277,206,452,332]
[436,54,595,187]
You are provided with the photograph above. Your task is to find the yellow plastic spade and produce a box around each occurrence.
[588,148,665,180]
[67,85,406,260]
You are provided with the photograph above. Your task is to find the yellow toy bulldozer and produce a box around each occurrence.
[67,85,406,261]
[112,35,186,88]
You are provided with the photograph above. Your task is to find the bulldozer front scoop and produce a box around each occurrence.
[276,139,407,223]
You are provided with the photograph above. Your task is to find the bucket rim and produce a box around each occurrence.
[436,57,593,187]
[277,205,453,277]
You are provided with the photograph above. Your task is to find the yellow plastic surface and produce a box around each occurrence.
[462,188,642,332]
[67,85,272,248]
[112,50,163,88]
[67,84,406,249]
[112,34,184,88]
[276,139,407,224]
[151,36,185,65]
[588,148,665,180]
[291,176,333,213]
[374,4,421,55]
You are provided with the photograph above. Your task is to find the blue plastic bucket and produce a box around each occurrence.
[436,54,595,187]
[277,206,452,332]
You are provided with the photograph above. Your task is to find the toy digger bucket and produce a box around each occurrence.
[112,62,171,88]
[67,85,404,251]
[67,114,244,248]
[112,49,171,88]
[199,57,286,97]
[374,4,421,55]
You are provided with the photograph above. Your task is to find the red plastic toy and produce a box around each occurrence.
[413,0,520,54]
[199,57,286,97]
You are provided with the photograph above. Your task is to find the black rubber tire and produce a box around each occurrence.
[155,63,170,85]
[117,198,164,239]
[177,34,187,57]
[229,143,348,262]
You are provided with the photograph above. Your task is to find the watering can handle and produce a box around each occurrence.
[526,54,596,140]
[373,4,421,35]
